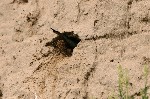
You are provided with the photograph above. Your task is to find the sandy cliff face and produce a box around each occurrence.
[0,0,150,99]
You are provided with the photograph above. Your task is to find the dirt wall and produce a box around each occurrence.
[0,0,150,99]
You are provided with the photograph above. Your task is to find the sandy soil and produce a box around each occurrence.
[0,0,150,99]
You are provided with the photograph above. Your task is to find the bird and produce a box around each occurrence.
[50,28,79,49]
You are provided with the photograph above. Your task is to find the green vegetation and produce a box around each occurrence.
[109,65,149,99]
[118,65,130,99]
[142,65,149,99]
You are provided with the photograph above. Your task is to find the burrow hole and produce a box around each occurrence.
[22,0,28,3]
[12,0,28,4]
[0,89,3,98]
[45,31,81,57]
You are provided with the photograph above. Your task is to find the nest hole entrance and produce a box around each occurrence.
[0,90,3,97]
[46,31,81,57]
[22,0,28,3]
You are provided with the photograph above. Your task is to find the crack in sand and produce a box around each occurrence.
[64,89,71,99]
[82,42,98,98]
[85,31,138,41]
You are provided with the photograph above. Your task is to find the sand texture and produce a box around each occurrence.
[0,0,150,99]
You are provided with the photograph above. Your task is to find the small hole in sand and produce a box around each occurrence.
[21,0,28,3]
[12,0,28,3]
[110,59,114,62]
[0,90,3,97]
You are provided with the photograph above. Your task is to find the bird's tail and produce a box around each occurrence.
[51,28,61,35]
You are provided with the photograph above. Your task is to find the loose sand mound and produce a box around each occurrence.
[0,0,150,99]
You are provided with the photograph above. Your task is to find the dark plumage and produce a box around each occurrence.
[51,28,79,49]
